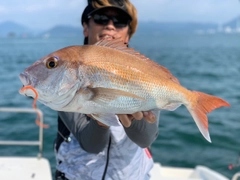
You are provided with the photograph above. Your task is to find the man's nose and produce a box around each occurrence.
[105,19,116,30]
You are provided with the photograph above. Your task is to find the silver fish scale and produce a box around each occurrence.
[80,63,184,114]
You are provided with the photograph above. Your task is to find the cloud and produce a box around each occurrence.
[0,0,87,13]
[0,0,87,29]
[133,0,240,23]
[0,0,239,29]
[0,5,7,13]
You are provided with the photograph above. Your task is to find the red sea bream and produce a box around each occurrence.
[19,38,230,142]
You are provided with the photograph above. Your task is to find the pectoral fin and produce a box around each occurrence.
[91,113,121,126]
[90,87,145,105]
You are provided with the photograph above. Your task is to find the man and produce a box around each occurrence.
[55,1,160,179]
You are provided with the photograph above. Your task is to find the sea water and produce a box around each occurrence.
[0,33,239,178]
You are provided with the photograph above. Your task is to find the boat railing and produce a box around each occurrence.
[0,107,44,158]
[232,172,240,180]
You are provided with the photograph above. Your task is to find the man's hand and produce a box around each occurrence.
[118,111,156,128]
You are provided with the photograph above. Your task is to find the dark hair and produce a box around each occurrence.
[84,37,89,45]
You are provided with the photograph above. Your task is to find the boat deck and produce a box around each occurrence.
[0,157,52,180]
[0,108,52,180]
[149,162,230,180]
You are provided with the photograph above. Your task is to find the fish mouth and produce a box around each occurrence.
[19,72,31,86]
[19,72,37,98]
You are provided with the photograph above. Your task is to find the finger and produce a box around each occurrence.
[117,114,132,128]
[143,111,156,123]
[132,112,143,120]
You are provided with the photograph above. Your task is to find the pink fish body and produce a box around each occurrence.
[19,39,230,142]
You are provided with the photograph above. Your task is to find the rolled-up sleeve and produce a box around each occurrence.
[58,112,110,154]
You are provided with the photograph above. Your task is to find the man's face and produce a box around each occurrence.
[83,9,130,45]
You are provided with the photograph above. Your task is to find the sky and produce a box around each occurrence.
[0,0,240,30]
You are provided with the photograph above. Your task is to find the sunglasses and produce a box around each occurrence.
[88,14,131,28]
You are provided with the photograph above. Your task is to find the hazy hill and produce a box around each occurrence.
[137,21,217,34]
[40,22,219,37]
[0,15,239,38]
[223,15,240,29]
[39,25,82,38]
[36,22,219,37]
[0,21,31,38]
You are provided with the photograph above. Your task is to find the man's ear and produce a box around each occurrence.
[83,22,88,37]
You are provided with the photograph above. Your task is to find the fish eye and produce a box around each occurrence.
[46,56,58,69]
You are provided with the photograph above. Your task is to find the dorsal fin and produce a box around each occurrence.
[94,38,180,84]
[94,38,135,53]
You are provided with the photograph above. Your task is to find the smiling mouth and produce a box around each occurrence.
[100,35,115,40]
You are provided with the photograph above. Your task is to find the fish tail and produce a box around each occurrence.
[187,91,230,143]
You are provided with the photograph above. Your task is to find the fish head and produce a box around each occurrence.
[19,47,84,110]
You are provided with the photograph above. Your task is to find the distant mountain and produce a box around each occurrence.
[39,25,83,38]
[41,22,219,36]
[42,22,219,36]
[1,15,240,38]
[0,21,83,38]
[0,21,31,38]
[223,15,240,29]
[137,21,218,34]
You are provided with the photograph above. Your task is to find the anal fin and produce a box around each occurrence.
[91,113,121,126]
